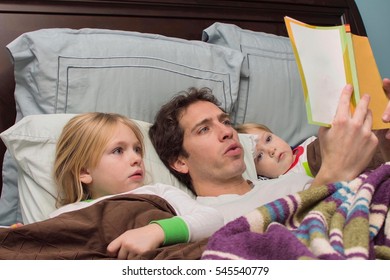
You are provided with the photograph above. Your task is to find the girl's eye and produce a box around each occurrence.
[113,147,123,154]
[134,145,143,155]
[266,135,272,143]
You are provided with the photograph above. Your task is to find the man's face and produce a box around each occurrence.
[173,101,246,190]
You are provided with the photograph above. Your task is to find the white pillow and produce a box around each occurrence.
[203,22,318,147]
[0,114,257,224]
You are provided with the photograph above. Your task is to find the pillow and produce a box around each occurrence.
[202,22,318,147]
[0,28,244,225]
[9,28,243,119]
[0,114,257,224]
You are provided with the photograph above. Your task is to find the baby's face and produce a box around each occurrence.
[246,128,294,178]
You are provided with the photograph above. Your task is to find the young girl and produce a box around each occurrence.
[51,112,223,259]
[236,122,388,180]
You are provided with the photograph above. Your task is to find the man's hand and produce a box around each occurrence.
[107,223,165,259]
[374,78,390,161]
[381,78,390,139]
[312,84,378,186]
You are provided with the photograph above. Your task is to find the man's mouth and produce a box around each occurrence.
[224,143,242,156]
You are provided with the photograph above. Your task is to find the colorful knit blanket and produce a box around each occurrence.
[202,162,390,260]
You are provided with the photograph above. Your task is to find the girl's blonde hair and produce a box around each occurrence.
[235,122,272,134]
[53,112,144,207]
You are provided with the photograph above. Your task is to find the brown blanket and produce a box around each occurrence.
[0,194,207,260]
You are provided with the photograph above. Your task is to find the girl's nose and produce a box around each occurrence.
[129,152,142,166]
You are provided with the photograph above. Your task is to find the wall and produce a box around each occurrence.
[355,0,390,79]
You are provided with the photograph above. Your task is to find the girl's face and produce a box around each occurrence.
[80,122,145,198]
[245,128,294,178]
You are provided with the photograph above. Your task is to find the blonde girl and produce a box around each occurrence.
[51,112,223,259]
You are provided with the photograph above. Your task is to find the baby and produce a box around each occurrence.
[236,122,387,180]
[236,123,319,179]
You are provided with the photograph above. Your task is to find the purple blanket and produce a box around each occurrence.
[202,163,390,260]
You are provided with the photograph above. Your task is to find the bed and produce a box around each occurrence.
[1,0,389,260]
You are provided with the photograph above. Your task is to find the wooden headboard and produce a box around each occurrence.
[0,0,366,193]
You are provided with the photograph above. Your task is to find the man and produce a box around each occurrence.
[149,80,390,222]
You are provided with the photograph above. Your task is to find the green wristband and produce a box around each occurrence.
[150,216,189,245]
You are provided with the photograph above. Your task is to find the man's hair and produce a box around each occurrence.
[149,87,222,194]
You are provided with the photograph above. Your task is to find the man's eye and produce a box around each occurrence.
[199,127,209,134]
[223,119,232,126]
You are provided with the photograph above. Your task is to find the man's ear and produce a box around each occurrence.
[170,156,189,174]
[79,168,93,184]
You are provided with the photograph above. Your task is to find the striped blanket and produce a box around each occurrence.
[202,162,390,260]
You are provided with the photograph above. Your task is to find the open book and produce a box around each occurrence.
[284,16,389,129]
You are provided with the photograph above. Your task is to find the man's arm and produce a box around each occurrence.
[311,84,378,187]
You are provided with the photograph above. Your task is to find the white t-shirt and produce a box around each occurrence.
[197,172,312,223]
[50,183,223,242]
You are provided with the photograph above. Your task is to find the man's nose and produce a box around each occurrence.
[220,124,234,141]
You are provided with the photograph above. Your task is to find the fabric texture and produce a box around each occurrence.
[202,162,390,260]
[9,28,243,120]
[197,172,312,223]
[49,183,224,243]
[285,136,317,177]
[151,217,189,245]
[0,193,207,260]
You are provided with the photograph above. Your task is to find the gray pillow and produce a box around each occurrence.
[203,22,318,147]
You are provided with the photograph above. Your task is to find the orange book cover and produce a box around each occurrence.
[284,16,389,129]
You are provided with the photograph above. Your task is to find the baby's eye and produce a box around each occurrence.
[256,152,263,162]
[266,135,272,143]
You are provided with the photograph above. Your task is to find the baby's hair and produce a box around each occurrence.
[53,112,144,207]
[235,122,272,134]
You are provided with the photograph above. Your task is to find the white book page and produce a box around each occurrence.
[291,23,346,125]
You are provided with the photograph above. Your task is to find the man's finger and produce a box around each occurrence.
[383,78,390,99]
[334,84,353,118]
[353,94,370,125]
[363,109,373,131]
